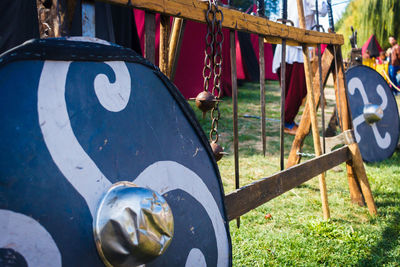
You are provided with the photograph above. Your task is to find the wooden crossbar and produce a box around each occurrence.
[224,146,351,221]
[101,0,343,46]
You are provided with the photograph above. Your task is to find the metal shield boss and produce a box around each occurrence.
[94,182,174,267]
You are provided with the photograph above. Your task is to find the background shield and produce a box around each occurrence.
[346,65,399,162]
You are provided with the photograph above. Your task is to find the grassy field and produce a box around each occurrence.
[189,80,400,266]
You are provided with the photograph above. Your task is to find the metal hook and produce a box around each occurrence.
[277,18,294,26]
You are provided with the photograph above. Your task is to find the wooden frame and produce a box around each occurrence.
[94,0,376,219]
[224,46,377,220]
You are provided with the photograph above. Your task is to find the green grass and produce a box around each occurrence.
[189,81,400,266]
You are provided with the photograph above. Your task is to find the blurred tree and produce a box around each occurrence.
[336,0,400,57]
[265,0,280,17]
[230,0,280,18]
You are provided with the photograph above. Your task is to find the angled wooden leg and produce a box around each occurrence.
[331,46,364,206]
[348,143,377,214]
[332,45,377,215]
[297,0,330,220]
[287,46,334,168]
[159,15,170,75]
[168,18,186,80]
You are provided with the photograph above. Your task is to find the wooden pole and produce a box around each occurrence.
[257,0,266,157]
[168,18,186,80]
[144,12,156,64]
[230,30,240,228]
[296,0,330,220]
[159,15,170,75]
[280,0,288,171]
[259,37,266,156]
[279,38,286,170]
[314,0,325,154]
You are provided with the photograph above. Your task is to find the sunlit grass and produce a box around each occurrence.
[189,80,400,266]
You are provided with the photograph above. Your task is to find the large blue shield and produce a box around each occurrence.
[0,38,231,266]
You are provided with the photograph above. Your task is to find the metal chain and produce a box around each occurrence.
[209,0,224,143]
[202,0,215,93]
[212,3,224,98]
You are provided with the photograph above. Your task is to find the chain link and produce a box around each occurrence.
[212,6,224,97]
[202,2,215,93]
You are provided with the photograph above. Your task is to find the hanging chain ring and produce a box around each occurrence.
[195,0,216,115]
[209,0,225,161]
[195,0,225,161]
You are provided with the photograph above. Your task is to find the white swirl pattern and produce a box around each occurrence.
[348,77,391,149]
[0,209,61,266]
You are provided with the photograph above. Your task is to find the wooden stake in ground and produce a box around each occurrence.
[296,0,330,220]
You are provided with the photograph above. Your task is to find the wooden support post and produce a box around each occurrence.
[159,15,170,75]
[259,36,266,156]
[332,46,377,215]
[297,0,330,220]
[168,18,186,80]
[144,12,156,64]
[230,30,240,228]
